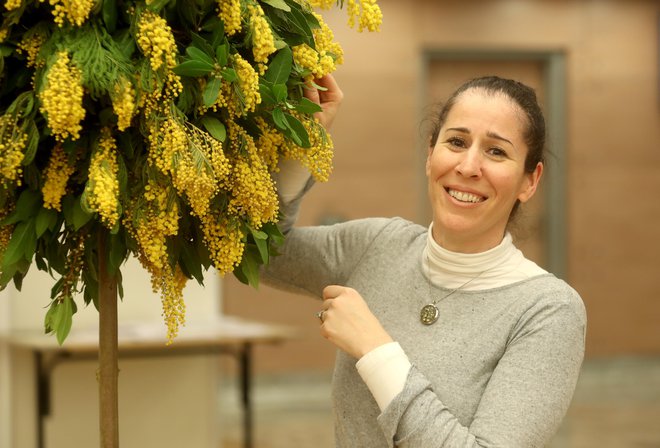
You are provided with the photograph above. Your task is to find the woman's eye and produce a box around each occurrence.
[488,147,507,157]
[446,137,466,148]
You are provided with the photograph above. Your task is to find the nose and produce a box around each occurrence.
[455,148,482,178]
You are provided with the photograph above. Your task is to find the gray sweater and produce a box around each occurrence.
[263,216,586,447]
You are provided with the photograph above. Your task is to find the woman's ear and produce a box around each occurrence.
[517,162,544,203]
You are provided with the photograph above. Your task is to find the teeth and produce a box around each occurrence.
[448,189,484,203]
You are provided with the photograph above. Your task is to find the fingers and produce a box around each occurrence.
[302,74,343,131]
[315,74,344,104]
[323,284,345,300]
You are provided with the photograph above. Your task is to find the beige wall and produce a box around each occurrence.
[224,0,660,373]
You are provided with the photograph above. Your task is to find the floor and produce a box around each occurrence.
[218,356,660,448]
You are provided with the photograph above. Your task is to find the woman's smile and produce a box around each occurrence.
[444,187,487,204]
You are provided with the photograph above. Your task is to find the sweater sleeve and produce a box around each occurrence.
[262,217,396,298]
[377,289,587,448]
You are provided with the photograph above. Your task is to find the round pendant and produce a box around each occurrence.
[420,304,439,325]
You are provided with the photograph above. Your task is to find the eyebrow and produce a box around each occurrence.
[446,127,514,147]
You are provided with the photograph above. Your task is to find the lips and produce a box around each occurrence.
[446,188,485,203]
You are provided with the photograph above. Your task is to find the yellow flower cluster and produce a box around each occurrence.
[132,180,179,271]
[85,128,119,228]
[59,232,85,299]
[292,13,343,79]
[137,10,178,72]
[112,77,135,131]
[223,53,261,117]
[226,122,279,228]
[148,118,231,218]
[48,0,95,27]
[155,265,187,344]
[4,0,21,11]
[281,113,333,182]
[218,0,242,36]
[308,0,333,8]
[347,0,382,32]
[0,203,13,263]
[310,0,382,32]
[200,213,245,275]
[129,179,186,343]
[17,33,47,68]
[42,144,75,211]
[248,3,276,74]
[255,117,284,172]
[40,51,85,142]
[0,116,26,187]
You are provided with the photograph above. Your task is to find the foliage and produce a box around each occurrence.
[0,0,381,344]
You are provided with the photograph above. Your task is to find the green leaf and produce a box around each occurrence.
[1,189,41,225]
[0,263,17,287]
[201,14,225,36]
[189,33,216,60]
[215,44,229,67]
[203,77,223,108]
[173,60,215,77]
[102,0,118,32]
[186,46,215,66]
[2,220,35,267]
[264,47,293,85]
[284,112,310,147]
[287,5,315,46]
[262,221,285,246]
[180,243,204,285]
[272,107,288,130]
[200,116,226,142]
[238,248,261,289]
[72,197,93,230]
[56,296,75,345]
[261,0,291,11]
[259,83,277,105]
[220,68,238,82]
[35,207,58,238]
[294,97,323,115]
[249,226,269,264]
[22,121,39,165]
[272,83,288,102]
[209,20,225,47]
[61,195,75,228]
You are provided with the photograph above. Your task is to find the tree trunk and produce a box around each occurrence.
[98,233,119,448]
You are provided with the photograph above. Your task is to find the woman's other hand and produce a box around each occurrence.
[304,74,343,131]
[320,285,393,359]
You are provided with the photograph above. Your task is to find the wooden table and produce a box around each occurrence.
[5,316,299,448]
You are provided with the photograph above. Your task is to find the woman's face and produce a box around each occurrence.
[426,89,543,253]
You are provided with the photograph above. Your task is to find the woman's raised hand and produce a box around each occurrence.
[304,74,343,131]
[319,285,393,359]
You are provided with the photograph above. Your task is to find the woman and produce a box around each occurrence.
[265,75,586,447]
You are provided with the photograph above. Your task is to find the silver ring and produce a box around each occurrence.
[315,310,325,323]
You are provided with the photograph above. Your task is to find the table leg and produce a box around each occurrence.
[239,343,253,448]
[35,351,48,448]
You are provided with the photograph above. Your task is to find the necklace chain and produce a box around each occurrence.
[421,252,488,325]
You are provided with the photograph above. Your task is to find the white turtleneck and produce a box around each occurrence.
[356,224,548,411]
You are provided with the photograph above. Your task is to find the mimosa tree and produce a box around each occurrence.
[0,0,381,446]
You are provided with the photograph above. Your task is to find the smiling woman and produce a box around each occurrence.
[425,78,544,253]
[261,74,586,447]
